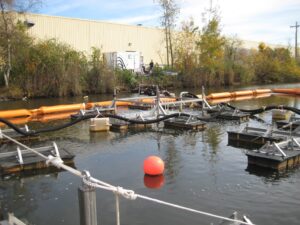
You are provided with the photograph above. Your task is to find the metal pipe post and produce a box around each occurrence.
[201,86,205,116]
[296,21,298,59]
[113,88,117,114]
[291,21,300,59]
[156,85,160,118]
[179,95,183,112]
[78,183,98,225]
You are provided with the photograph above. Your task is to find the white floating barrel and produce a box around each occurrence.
[89,118,110,132]
[272,109,292,121]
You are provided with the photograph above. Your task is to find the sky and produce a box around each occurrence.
[38,0,300,46]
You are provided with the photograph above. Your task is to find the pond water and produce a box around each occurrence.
[0,84,300,225]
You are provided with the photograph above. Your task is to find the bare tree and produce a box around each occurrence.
[0,0,39,87]
[156,0,179,69]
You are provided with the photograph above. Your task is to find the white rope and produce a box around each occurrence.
[82,177,252,224]
[82,177,137,200]
[1,133,48,160]
[46,155,64,168]
[2,134,254,225]
[136,195,253,225]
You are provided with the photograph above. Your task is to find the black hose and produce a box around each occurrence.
[220,103,300,115]
[102,113,191,124]
[0,113,195,137]
[181,92,199,99]
[0,116,93,136]
[0,117,36,136]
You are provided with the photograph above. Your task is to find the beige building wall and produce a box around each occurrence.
[21,13,285,65]
[24,13,167,65]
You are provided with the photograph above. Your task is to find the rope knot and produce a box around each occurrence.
[114,186,137,200]
[46,155,63,168]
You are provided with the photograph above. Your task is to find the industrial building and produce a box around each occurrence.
[22,13,283,67]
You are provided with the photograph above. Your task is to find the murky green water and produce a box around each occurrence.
[0,84,300,225]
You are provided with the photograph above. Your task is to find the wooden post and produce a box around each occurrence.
[78,183,98,225]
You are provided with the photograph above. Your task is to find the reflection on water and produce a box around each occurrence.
[204,125,222,154]
[0,85,300,225]
[246,164,298,183]
[1,167,65,182]
[143,175,165,189]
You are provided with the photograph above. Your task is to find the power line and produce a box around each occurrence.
[290,21,300,59]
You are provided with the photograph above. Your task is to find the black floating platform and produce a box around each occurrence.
[276,120,300,130]
[206,109,250,122]
[228,131,283,149]
[128,104,152,110]
[0,147,74,175]
[0,135,39,144]
[0,127,39,144]
[228,126,300,149]
[246,150,300,170]
[164,118,206,131]
[110,121,152,131]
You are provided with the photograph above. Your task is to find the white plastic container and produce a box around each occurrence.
[89,118,111,132]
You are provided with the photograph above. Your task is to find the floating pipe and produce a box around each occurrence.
[272,88,300,95]
[207,89,272,99]
[0,89,274,120]
[254,89,271,95]
[208,93,271,104]
[0,117,31,127]
[141,97,176,104]
[208,97,232,104]
[232,90,254,97]
[35,111,77,123]
[36,104,86,115]
[207,92,232,99]
[0,109,32,118]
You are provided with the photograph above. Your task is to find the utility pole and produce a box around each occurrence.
[290,21,300,59]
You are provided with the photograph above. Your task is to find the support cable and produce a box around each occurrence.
[1,133,254,225]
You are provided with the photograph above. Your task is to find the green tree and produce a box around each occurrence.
[0,0,39,87]
[253,43,300,83]
[174,19,200,87]
[224,36,242,85]
[13,39,87,97]
[156,0,179,68]
[197,15,225,86]
[86,47,115,94]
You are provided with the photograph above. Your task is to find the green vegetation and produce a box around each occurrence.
[0,23,118,98]
[1,5,300,99]
[87,47,115,94]
[173,16,300,88]
[156,0,179,68]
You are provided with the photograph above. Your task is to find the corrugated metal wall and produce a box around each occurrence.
[25,13,167,65]
[22,13,285,66]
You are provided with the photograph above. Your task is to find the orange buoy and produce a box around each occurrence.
[143,156,164,176]
[144,174,165,189]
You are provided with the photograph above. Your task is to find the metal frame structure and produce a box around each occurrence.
[0,125,29,139]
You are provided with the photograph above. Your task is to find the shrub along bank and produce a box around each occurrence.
[1,19,300,99]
